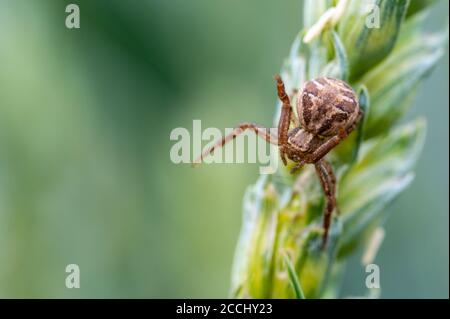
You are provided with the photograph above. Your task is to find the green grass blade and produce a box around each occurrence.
[284,254,305,299]
[332,30,349,82]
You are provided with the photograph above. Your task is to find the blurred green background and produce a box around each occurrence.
[0,0,447,298]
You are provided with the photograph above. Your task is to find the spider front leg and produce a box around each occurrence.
[310,128,348,163]
[290,129,346,173]
[322,158,340,216]
[315,159,338,249]
[192,123,278,166]
[275,75,295,166]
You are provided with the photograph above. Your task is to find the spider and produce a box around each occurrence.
[193,75,363,248]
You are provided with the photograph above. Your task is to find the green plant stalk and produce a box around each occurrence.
[230,0,447,299]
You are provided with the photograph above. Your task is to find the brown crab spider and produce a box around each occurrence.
[193,75,363,248]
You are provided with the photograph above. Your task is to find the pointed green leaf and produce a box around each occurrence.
[338,0,410,81]
[332,30,349,81]
[284,254,306,299]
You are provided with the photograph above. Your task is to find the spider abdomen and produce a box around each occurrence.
[298,77,359,137]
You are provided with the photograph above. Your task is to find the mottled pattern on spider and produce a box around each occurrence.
[194,75,363,248]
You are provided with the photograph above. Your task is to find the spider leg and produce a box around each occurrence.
[315,159,338,249]
[345,109,363,136]
[275,75,293,166]
[321,159,340,216]
[306,127,348,164]
[192,123,278,166]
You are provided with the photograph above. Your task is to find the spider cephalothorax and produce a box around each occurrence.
[193,75,363,248]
